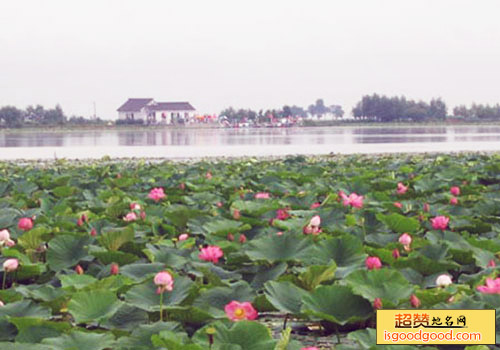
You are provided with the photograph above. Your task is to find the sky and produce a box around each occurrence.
[1,0,500,119]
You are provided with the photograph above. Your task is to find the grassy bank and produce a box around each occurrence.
[0,154,499,349]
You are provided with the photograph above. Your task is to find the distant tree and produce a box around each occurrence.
[329,105,344,118]
[289,105,307,118]
[42,105,66,124]
[0,106,24,127]
[428,98,447,119]
[308,99,329,118]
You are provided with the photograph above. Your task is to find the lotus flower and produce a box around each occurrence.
[430,216,449,230]
[343,193,364,209]
[303,215,322,235]
[373,297,383,310]
[154,271,174,293]
[205,171,212,180]
[123,212,138,222]
[398,233,412,246]
[179,182,186,190]
[488,259,496,268]
[450,186,460,196]
[338,190,348,200]
[110,263,119,275]
[476,278,500,294]
[140,211,146,220]
[18,217,33,231]
[397,182,408,194]
[178,233,189,241]
[310,202,321,209]
[365,256,382,270]
[410,294,421,308]
[436,274,452,287]
[227,233,234,241]
[392,248,400,259]
[450,197,458,205]
[216,201,223,208]
[232,209,241,220]
[276,209,290,220]
[75,265,84,275]
[393,202,403,209]
[130,202,141,210]
[148,187,166,202]
[276,231,284,236]
[0,230,14,247]
[199,245,224,263]
[0,301,4,307]
[239,234,247,243]
[301,348,319,350]
[423,203,430,212]
[90,228,97,237]
[255,192,270,199]
[3,259,18,272]
[224,301,258,321]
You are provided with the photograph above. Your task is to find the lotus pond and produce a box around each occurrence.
[0,154,500,350]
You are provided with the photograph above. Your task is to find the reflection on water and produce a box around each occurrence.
[1,126,500,158]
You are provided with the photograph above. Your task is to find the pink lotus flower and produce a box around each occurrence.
[179,182,186,190]
[0,301,4,307]
[410,294,421,308]
[140,211,146,220]
[110,263,119,275]
[199,245,224,263]
[130,202,141,210]
[397,182,408,194]
[75,264,84,275]
[148,187,166,202]
[398,233,412,246]
[365,256,382,270]
[227,233,234,241]
[254,192,270,199]
[239,234,247,243]
[477,278,500,294]
[205,171,212,180]
[232,209,241,220]
[224,301,258,321]
[301,348,319,350]
[18,217,33,231]
[423,203,430,212]
[276,231,284,236]
[0,230,14,247]
[90,228,97,237]
[3,258,18,272]
[310,202,321,209]
[450,186,460,196]
[276,209,290,221]
[123,212,137,222]
[310,215,321,227]
[77,217,84,227]
[338,190,348,201]
[392,248,400,259]
[216,201,223,208]
[343,193,364,209]
[154,271,174,294]
[373,297,383,310]
[178,233,189,241]
[430,216,449,230]
[488,259,496,268]
[393,202,403,209]
[450,197,458,205]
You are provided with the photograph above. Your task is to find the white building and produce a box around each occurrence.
[117,98,196,124]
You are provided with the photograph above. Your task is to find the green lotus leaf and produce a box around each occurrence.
[98,226,135,251]
[232,200,279,217]
[193,321,276,350]
[119,262,166,282]
[102,304,149,331]
[194,281,256,310]
[297,262,336,290]
[143,244,189,268]
[344,269,414,307]
[313,235,366,277]
[59,274,97,290]
[46,235,92,272]
[264,281,308,315]
[116,321,181,349]
[8,317,71,343]
[376,213,420,233]
[68,290,122,325]
[301,285,372,325]
[0,301,51,341]
[124,276,193,312]
[245,234,314,262]
[41,331,115,350]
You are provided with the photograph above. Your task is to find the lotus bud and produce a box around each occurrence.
[410,294,421,308]
[373,298,383,310]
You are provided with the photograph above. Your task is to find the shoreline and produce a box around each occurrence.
[2,120,500,133]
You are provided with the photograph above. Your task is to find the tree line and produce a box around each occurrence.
[0,105,104,128]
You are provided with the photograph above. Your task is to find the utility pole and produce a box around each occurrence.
[93,102,97,120]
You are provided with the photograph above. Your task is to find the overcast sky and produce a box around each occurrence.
[1,0,499,119]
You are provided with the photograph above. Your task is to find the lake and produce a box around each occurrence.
[1,125,500,160]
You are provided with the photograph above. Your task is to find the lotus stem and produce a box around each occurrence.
[2,271,6,290]
[335,324,341,344]
[159,291,163,321]
[283,314,289,330]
